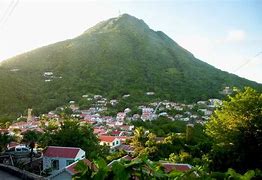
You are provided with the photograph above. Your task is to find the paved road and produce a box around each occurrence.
[0,170,21,180]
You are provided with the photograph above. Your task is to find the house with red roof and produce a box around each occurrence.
[48,159,95,180]
[7,141,20,149]
[93,128,106,135]
[161,163,192,173]
[43,146,85,176]
[115,144,134,153]
[99,135,121,148]
[110,130,121,136]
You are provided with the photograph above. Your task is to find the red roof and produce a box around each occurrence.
[0,128,8,133]
[111,130,121,136]
[7,141,20,148]
[162,163,192,173]
[115,144,134,152]
[99,135,117,143]
[43,146,81,158]
[66,159,96,174]
[93,128,106,135]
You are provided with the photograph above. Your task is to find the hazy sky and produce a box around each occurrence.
[0,0,261,83]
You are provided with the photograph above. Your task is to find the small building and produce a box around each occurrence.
[110,99,118,106]
[116,112,126,121]
[44,72,53,76]
[43,146,85,176]
[124,108,131,114]
[99,135,121,148]
[208,98,222,107]
[122,94,130,98]
[49,159,95,180]
[146,92,155,96]
[94,95,102,100]
[161,163,192,173]
[115,145,134,154]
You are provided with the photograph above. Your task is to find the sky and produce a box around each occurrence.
[0,0,261,83]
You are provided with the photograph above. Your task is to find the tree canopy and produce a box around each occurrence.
[39,119,109,160]
[205,87,262,172]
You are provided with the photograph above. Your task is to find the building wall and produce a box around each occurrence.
[76,149,86,160]
[100,139,121,148]
[43,157,75,175]
[112,139,121,147]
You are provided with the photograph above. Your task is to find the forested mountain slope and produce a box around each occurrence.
[0,14,261,116]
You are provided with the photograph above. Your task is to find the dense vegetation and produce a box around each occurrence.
[206,87,262,172]
[0,14,261,118]
[72,157,260,180]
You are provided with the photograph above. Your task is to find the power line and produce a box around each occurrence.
[2,0,19,27]
[233,51,262,72]
[0,0,15,25]
[0,0,19,28]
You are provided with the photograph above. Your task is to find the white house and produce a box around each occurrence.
[44,72,53,76]
[116,112,126,121]
[48,159,94,180]
[146,92,155,96]
[208,99,222,107]
[43,146,85,176]
[110,99,118,106]
[99,135,121,148]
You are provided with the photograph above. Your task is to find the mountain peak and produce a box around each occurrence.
[117,13,143,22]
[83,14,150,35]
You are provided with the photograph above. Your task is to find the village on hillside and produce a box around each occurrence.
[0,87,232,179]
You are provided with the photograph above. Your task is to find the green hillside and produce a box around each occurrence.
[0,14,261,116]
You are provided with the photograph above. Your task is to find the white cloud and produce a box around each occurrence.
[226,29,246,42]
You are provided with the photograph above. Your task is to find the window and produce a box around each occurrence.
[116,141,119,144]
[52,160,59,170]
[66,160,75,166]
[112,142,115,146]
[22,148,29,152]
[16,148,21,152]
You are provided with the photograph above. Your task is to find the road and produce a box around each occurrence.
[0,170,21,180]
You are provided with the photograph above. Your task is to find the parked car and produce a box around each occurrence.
[3,145,36,157]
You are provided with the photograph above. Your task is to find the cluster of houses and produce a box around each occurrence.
[72,93,222,124]
[2,93,224,148]
[0,92,227,179]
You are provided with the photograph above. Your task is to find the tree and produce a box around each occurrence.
[169,151,192,164]
[0,132,12,152]
[41,119,109,159]
[22,130,42,144]
[130,127,158,159]
[205,87,262,172]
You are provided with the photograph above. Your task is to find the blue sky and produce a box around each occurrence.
[0,0,261,83]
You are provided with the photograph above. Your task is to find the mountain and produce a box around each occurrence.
[0,14,261,117]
